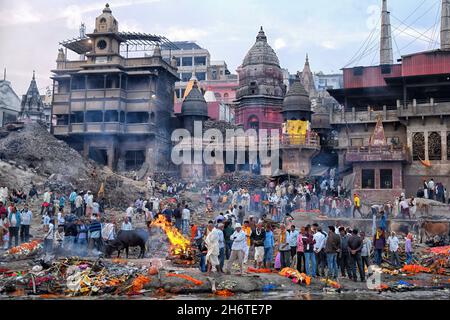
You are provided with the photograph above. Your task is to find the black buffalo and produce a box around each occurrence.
[104,229,148,259]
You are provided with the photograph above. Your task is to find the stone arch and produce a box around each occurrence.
[428,132,441,161]
[412,132,425,161]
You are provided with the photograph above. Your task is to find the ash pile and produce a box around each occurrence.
[213,172,268,190]
[0,123,144,209]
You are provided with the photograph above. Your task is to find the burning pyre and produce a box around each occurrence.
[150,215,196,265]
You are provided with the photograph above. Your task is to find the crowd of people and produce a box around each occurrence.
[189,210,414,279]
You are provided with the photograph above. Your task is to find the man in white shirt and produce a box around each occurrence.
[85,192,94,217]
[75,194,83,217]
[225,223,246,275]
[182,205,190,235]
[44,222,54,253]
[387,231,400,267]
[313,227,327,277]
[428,179,435,200]
[126,204,134,223]
[20,206,32,243]
[121,217,133,231]
[399,198,410,219]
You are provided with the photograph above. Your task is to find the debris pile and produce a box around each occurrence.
[0,123,145,208]
[213,172,268,190]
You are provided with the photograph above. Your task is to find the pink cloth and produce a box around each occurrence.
[297,234,304,252]
[274,252,281,269]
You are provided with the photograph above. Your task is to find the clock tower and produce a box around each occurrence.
[86,3,124,63]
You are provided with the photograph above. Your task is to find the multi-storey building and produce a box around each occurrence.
[0,75,21,127]
[327,0,450,201]
[51,4,179,171]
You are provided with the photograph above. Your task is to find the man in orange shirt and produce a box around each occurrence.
[242,220,252,264]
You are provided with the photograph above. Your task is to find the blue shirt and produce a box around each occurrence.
[264,230,274,248]
[69,192,77,202]
[288,230,299,247]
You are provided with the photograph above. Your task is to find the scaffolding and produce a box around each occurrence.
[59,31,179,58]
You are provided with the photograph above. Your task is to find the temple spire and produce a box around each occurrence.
[256,26,267,42]
[32,70,35,80]
[442,0,450,50]
[380,0,393,64]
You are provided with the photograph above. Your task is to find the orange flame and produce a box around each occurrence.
[151,215,191,256]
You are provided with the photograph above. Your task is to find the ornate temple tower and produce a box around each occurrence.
[235,27,286,131]
[179,80,209,181]
[299,55,317,97]
[19,71,45,123]
[281,75,313,122]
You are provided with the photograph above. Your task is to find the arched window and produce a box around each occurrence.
[428,132,442,161]
[214,92,222,100]
[248,115,259,131]
[100,18,107,23]
[412,132,425,161]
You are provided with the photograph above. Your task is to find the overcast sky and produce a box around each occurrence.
[0,0,443,95]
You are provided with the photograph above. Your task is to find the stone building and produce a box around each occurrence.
[0,76,21,127]
[51,4,179,172]
[235,27,286,131]
[327,0,450,201]
[19,72,46,123]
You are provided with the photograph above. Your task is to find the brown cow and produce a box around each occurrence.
[419,220,450,243]
[390,222,412,237]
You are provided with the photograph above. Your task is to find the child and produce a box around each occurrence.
[3,230,9,250]
[405,233,413,265]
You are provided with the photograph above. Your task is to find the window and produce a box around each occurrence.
[181,57,193,66]
[428,132,442,161]
[194,56,207,66]
[214,92,222,100]
[119,111,125,123]
[126,112,149,124]
[211,70,217,80]
[104,110,118,122]
[175,57,181,66]
[56,114,69,125]
[196,72,206,81]
[380,169,392,189]
[150,112,155,123]
[71,77,86,90]
[125,150,145,170]
[353,67,363,76]
[381,65,391,74]
[181,73,192,82]
[85,111,103,123]
[71,112,84,123]
[361,169,375,189]
[412,132,425,161]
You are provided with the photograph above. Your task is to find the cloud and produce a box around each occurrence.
[320,41,337,49]
[274,38,287,50]
[0,0,160,29]
[165,27,209,41]
[0,2,42,26]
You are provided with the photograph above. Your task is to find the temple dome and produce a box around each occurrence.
[181,81,208,117]
[282,77,311,113]
[242,27,280,67]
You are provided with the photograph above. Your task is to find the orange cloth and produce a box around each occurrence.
[190,225,198,241]
[243,226,251,246]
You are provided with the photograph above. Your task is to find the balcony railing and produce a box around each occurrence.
[346,144,411,163]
